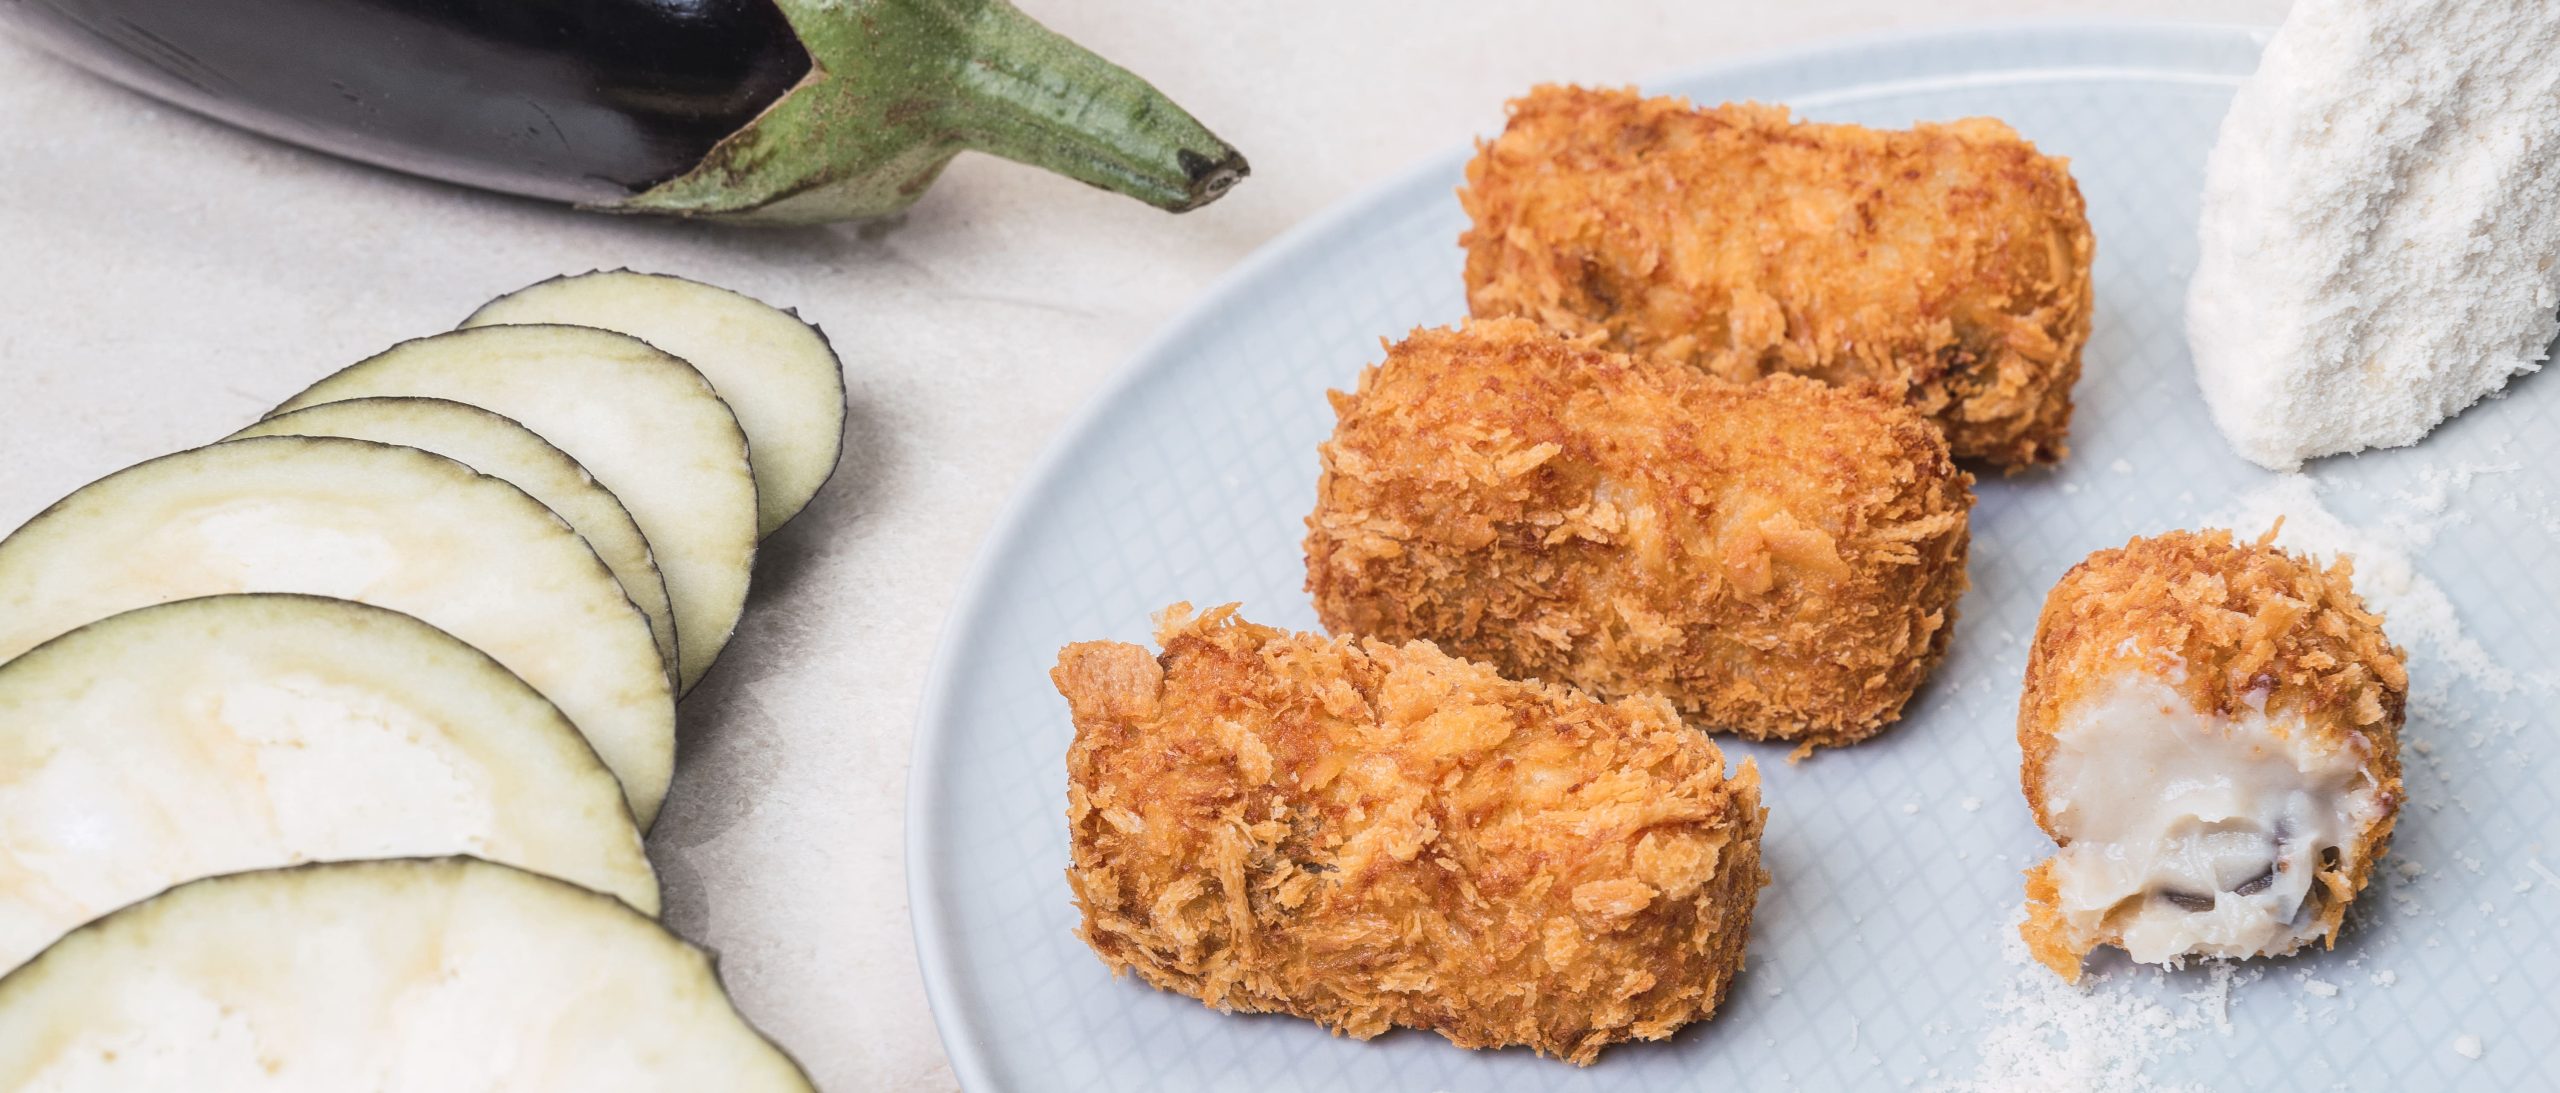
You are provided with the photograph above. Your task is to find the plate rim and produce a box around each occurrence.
[903,18,2270,1090]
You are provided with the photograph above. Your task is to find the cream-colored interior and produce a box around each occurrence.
[2042,669,2383,964]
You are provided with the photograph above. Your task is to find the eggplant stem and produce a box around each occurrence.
[612,0,1245,224]
[938,2,1248,212]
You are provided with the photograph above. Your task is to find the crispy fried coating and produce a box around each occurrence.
[2016,529,2406,979]
[1304,319,1973,747]
[1460,86,2095,469]
[1057,604,1767,1065]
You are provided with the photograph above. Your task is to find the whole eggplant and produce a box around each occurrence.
[1,0,1248,222]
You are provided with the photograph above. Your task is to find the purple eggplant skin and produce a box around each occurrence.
[2,0,812,203]
[3,0,1248,222]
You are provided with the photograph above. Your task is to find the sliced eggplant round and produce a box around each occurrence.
[0,858,812,1090]
[231,396,680,686]
[0,435,675,826]
[0,594,658,973]
[461,271,848,538]
[272,326,756,693]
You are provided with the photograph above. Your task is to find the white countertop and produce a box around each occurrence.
[0,3,2283,1088]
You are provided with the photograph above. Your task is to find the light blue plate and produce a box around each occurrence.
[909,22,2560,1090]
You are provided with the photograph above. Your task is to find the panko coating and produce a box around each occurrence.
[1305,319,1973,748]
[1461,86,2095,469]
[2017,529,2406,981]
[1056,603,1768,1064]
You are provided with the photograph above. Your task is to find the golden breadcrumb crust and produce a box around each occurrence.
[1460,85,2095,469]
[1304,319,1973,747]
[2016,528,2407,981]
[1057,604,1768,1065]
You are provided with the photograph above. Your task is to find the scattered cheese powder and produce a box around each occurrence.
[2187,0,2560,470]
[1936,916,2225,1093]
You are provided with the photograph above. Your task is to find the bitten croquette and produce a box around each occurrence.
[2017,528,2406,980]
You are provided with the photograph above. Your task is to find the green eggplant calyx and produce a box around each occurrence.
[937,1,1247,212]
[610,0,1248,224]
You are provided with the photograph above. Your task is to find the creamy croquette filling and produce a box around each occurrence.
[2043,672,2384,964]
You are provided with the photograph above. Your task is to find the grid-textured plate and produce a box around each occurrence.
[909,22,2560,1090]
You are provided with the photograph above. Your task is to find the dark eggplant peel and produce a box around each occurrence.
[2,0,1249,222]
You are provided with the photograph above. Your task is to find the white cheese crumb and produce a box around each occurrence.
[2453,1034,2484,1060]
[1960,797,1983,813]
[2187,0,2560,470]
[2370,969,2397,987]
[2302,979,2339,998]
[1901,803,1920,816]
[2108,459,2133,474]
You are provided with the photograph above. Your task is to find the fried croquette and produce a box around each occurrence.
[1460,85,2095,469]
[2017,529,2406,982]
[1056,603,1768,1065]
[1304,319,1973,748]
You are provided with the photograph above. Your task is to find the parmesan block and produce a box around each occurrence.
[2187,0,2560,470]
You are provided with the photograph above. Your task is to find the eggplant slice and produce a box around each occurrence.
[463,271,848,538]
[232,396,680,686]
[0,858,811,1090]
[0,595,657,972]
[273,326,756,693]
[0,436,676,826]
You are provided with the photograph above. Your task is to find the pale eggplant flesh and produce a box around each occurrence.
[0,434,679,826]
[0,859,811,1090]
[0,594,661,973]
[462,271,847,538]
